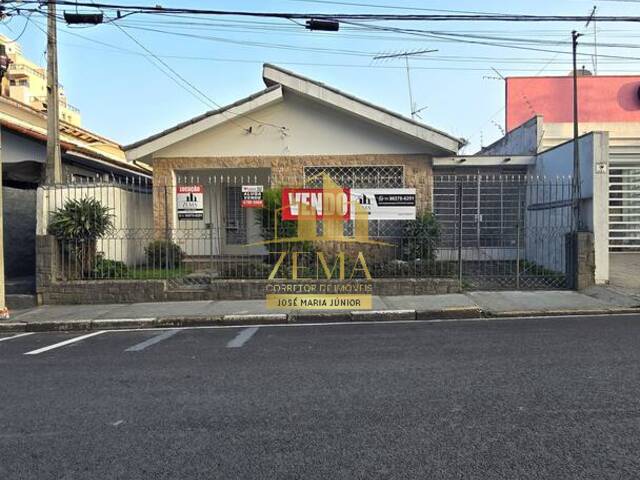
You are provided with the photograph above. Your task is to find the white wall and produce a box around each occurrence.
[37,183,154,266]
[525,132,609,282]
[154,91,438,158]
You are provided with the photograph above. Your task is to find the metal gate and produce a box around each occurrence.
[433,174,573,289]
[609,162,640,251]
[40,172,574,291]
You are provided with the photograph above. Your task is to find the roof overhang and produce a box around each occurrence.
[263,64,463,155]
[433,155,536,167]
[125,85,284,162]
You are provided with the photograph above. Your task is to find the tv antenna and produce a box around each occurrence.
[373,48,438,120]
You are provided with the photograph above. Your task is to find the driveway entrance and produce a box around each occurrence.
[609,253,640,290]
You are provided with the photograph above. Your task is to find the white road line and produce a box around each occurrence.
[125,329,179,352]
[79,311,640,334]
[24,331,106,355]
[0,332,35,343]
[226,327,259,348]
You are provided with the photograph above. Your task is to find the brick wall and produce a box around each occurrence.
[151,154,433,231]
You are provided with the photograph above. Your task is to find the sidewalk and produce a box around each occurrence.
[2,286,639,332]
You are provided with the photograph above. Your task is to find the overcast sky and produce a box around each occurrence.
[2,0,638,152]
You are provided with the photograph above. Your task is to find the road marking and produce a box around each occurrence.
[226,327,259,348]
[88,311,640,334]
[125,329,179,352]
[0,332,35,343]
[24,331,106,355]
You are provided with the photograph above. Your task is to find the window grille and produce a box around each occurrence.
[225,186,247,245]
[303,166,405,238]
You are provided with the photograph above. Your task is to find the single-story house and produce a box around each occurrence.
[125,63,464,257]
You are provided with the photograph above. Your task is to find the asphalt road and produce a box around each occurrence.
[2,315,640,479]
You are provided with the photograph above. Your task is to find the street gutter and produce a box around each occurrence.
[2,306,640,332]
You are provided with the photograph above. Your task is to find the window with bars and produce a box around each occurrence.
[225,186,247,245]
[303,166,405,238]
[304,166,404,188]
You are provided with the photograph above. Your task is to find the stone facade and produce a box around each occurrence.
[566,231,595,290]
[151,154,433,232]
[37,277,459,305]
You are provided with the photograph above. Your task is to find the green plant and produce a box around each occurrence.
[402,212,440,264]
[48,197,114,240]
[258,187,317,262]
[93,254,128,279]
[145,240,184,269]
[48,198,114,277]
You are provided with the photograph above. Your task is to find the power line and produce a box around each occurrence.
[109,22,287,133]
[9,1,640,23]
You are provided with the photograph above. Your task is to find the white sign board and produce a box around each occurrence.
[177,185,204,220]
[241,185,264,208]
[350,188,416,220]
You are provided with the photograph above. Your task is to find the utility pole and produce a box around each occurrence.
[0,30,11,318]
[572,30,583,231]
[46,0,62,184]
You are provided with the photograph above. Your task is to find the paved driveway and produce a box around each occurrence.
[610,253,640,290]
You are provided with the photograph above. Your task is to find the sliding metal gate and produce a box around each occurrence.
[433,174,573,289]
[609,162,640,251]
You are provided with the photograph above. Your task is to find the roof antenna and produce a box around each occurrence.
[372,49,438,120]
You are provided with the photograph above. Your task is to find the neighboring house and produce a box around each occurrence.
[1,94,150,298]
[125,64,463,257]
[479,74,640,287]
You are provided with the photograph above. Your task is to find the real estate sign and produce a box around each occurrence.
[350,188,416,220]
[176,185,204,220]
[241,185,264,208]
[281,187,416,221]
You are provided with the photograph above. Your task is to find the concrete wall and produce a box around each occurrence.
[153,91,440,159]
[3,186,36,278]
[506,75,640,131]
[480,116,542,155]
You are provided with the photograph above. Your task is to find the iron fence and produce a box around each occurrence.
[37,172,574,290]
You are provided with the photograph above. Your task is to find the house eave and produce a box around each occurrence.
[263,63,463,155]
[124,85,284,162]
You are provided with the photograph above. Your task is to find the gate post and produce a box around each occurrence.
[565,231,595,290]
[457,180,463,290]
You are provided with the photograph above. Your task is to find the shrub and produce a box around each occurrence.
[402,212,440,264]
[93,255,128,279]
[48,198,114,277]
[145,240,184,269]
[258,187,317,266]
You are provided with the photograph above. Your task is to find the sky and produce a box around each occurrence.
[2,0,640,152]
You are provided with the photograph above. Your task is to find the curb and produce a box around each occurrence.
[2,307,640,333]
[484,307,640,318]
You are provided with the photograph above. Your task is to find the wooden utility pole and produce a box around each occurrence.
[46,0,62,184]
[572,30,583,231]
